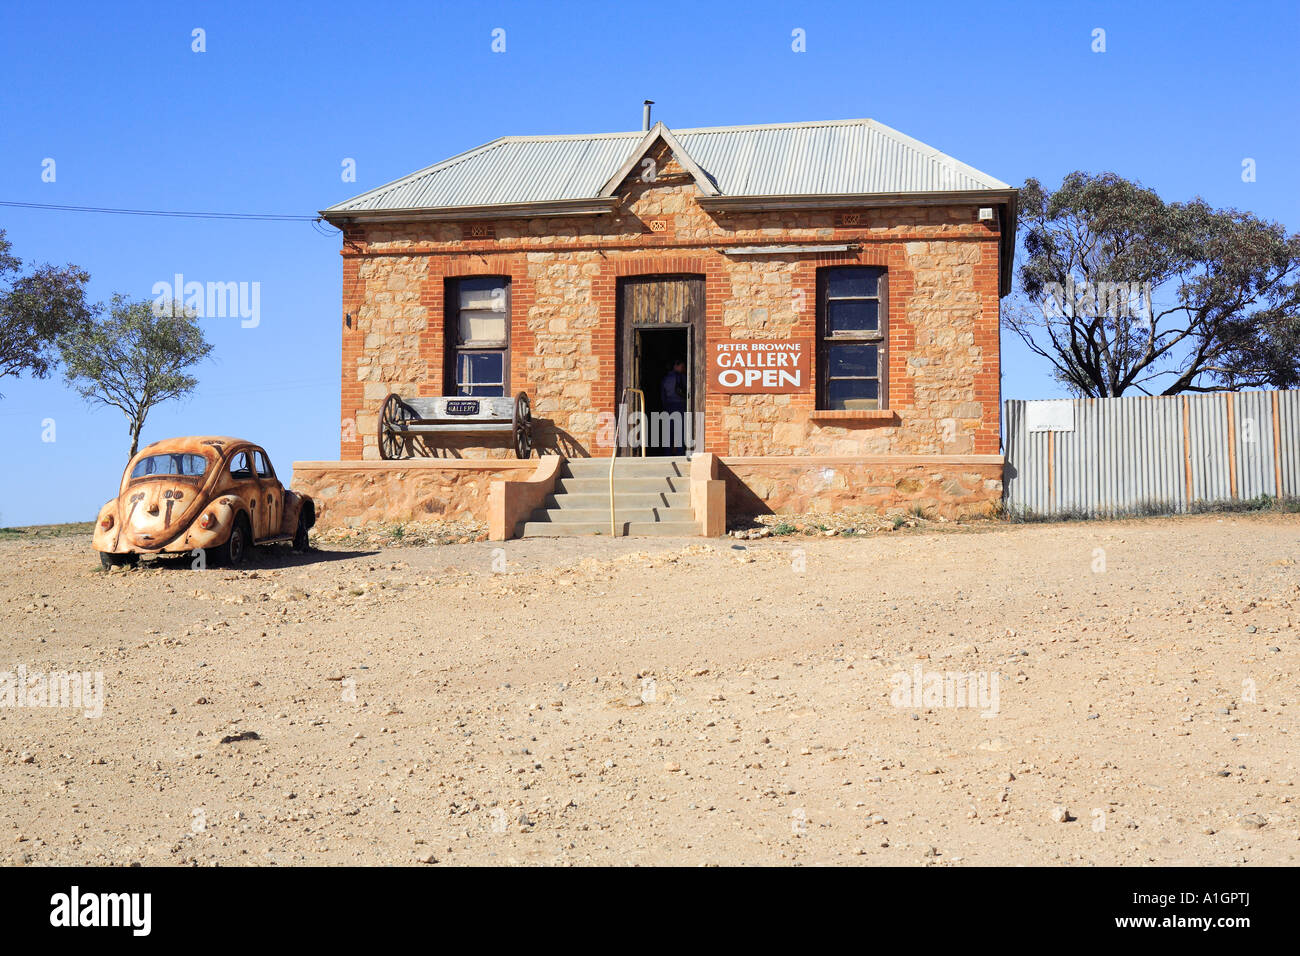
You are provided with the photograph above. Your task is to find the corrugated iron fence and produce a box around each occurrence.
[1004,390,1300,517]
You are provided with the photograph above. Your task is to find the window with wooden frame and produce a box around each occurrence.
[817,266,887,410]
[446,276,510,396]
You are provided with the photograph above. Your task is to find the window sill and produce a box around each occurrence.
[809,409,899,425]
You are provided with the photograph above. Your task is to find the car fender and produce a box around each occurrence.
[177,495,249,552]
[92,499,123,553]
[280,491,315,536]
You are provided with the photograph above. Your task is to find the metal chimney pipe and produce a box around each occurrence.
[642,100,654,131]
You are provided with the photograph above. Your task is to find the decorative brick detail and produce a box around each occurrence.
[643,215,673,238]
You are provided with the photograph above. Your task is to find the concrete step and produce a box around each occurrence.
[518,455,700,538]
[555,476,688,495]
[529,507,685,524]
[543,491,690,510]
[561,457,689,479]
[518,519,703,537]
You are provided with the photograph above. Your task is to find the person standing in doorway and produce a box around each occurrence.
[660,358,688,455]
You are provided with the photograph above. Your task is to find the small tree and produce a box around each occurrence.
[1006,172,1300,397]
[0,229,96,395]
[60,295,213,458]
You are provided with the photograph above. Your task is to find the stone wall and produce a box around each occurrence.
[293,460,534,529]
[720,456,1004,520]
[293,455,1003,531]
[335,141,1003,463]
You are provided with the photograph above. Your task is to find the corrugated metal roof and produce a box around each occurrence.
[324,119,1010,214]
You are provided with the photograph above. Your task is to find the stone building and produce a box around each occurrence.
[296,117,1017,536]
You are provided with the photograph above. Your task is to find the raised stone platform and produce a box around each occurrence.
[291,454,1004,536]
[720,455,1004,519]
[292,458,536,530]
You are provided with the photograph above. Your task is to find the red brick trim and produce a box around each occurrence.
[338,232,999,259]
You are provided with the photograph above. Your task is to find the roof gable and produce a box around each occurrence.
[596,123,720,198]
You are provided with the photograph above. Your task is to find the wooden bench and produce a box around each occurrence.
[378,392,533,460]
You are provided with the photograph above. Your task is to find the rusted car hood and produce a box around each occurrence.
[118,479,208,550]
[113,437,234,550]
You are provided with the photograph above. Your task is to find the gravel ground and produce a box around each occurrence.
[1,513,1297,866]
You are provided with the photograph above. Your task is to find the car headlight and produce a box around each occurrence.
[199,512,216,530]
[99,515,113,530]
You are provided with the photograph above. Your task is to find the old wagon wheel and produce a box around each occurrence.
[512,391,533,459]
[378,393,411,460]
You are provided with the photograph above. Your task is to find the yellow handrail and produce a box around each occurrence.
[609,387,648,536]
[608,443,617,536]
[625,388,647,458]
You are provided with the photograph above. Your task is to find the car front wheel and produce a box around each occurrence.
[209,514,251,567]
[99,552,138,570]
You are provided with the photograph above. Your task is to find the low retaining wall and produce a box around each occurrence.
[691,453,727,536]
[719,455,1004,519]
[293,453,1005,531]
[487,456,563,540]
[292,459,535,530]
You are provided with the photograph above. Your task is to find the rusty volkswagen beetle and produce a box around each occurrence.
[93,436,315,569]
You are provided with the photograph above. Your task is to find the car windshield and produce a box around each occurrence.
[130,453,208,479]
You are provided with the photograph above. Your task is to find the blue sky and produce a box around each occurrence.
[1,0,1296,525]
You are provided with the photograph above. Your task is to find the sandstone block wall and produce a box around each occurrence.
[335,144,1003,463]
[292,456,1003,531]
[293,460,534,529]
[721,457,1004,520]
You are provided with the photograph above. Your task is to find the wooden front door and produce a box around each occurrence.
[617,275,705,454]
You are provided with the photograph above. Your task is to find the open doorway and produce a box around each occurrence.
[636,326,691,456]
[616,274,705,457]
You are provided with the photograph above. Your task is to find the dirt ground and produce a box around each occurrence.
[1,513,1297,866]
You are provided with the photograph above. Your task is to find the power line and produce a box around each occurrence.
[0,376,341,416]
[201,376,339,398]
[0,199,327,223]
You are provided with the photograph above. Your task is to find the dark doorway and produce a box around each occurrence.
[636,326,690,456]
[616,275,706,456]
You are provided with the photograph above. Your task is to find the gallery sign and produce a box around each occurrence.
[708,339,810,394]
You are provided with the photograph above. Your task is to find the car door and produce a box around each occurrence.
[227,449,261,536]
[253,449,283,539]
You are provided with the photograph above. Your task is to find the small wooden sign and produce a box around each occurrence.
[708,339,810,394]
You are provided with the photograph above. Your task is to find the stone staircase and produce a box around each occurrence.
[516,457,702,537]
